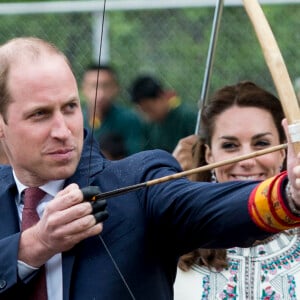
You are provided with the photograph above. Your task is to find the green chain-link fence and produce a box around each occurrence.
[1,1,300,108]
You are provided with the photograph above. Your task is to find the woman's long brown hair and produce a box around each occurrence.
[178,81,286,271]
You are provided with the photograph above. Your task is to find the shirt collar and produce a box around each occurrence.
[13,170,65,205]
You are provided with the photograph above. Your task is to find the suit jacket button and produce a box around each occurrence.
[0,279,7,289]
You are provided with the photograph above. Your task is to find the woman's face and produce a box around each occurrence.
[205,106,285,183]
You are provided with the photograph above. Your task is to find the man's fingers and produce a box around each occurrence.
[94,211,109,224]
[91,199,107,214]
[82,187,109,223]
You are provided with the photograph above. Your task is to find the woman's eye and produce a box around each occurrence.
[221,143,238,150]
[255,140,271,147]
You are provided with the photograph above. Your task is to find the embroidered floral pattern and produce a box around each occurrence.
[261,245,300,275]
[288,275,296,299]
[194,230,300,299]
[201,275,210,300]
[219,274,238,299]
[260,286,280,300]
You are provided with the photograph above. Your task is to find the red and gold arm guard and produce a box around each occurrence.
[249,171,300,233]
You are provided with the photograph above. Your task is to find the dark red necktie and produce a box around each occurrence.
[22,187,48,300]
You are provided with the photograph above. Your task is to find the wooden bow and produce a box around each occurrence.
[243,0,300,153]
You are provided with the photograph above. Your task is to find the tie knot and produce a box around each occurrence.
[23,187,46,210]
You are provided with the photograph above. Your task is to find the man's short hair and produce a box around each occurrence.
[130,75,163,104]
[85,63,118,82]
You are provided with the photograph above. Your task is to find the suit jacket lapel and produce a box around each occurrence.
[0,169,19,236]
[62,247,77,300]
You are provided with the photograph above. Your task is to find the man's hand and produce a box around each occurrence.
[19,183,108,268]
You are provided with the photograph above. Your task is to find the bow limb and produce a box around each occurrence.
[243,0,300,153]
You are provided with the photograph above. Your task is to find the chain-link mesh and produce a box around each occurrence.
[1,3,299,108]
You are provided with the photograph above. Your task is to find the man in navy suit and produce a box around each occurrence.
[1,37,300,300]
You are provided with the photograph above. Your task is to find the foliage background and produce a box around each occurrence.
[0,1,299,108]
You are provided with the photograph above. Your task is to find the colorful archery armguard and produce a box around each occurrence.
[248,171,300,232]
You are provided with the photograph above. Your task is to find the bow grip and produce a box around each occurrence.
[81,186,100,202]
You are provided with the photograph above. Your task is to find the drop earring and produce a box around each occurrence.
[211,170,217,183]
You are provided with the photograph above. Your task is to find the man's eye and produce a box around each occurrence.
[67,102,78,109]
[63,102,78,113]
[31,111,46,118]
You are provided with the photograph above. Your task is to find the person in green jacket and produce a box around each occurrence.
[81,64,145,156]
[130,74,197,153]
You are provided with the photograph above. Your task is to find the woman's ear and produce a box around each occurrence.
[0,115,5,138]
[0,118,4,138]
[278,140,287,171]
[205,144,214,164]
[280,146,286,165]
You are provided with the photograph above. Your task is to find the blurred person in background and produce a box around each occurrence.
[98,132,127,160]
[173,81,300,299]
[81,64,145,156]
[130,74,197,153]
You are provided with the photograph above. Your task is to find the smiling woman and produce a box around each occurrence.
[173,81,300,299]
[205,105,285,182]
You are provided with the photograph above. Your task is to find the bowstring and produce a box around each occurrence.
[86,3,106,187]
[87,1,136,299]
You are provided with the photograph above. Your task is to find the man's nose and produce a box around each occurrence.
[50,113,71,138]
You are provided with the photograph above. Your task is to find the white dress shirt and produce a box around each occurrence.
[14,171,64,300]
